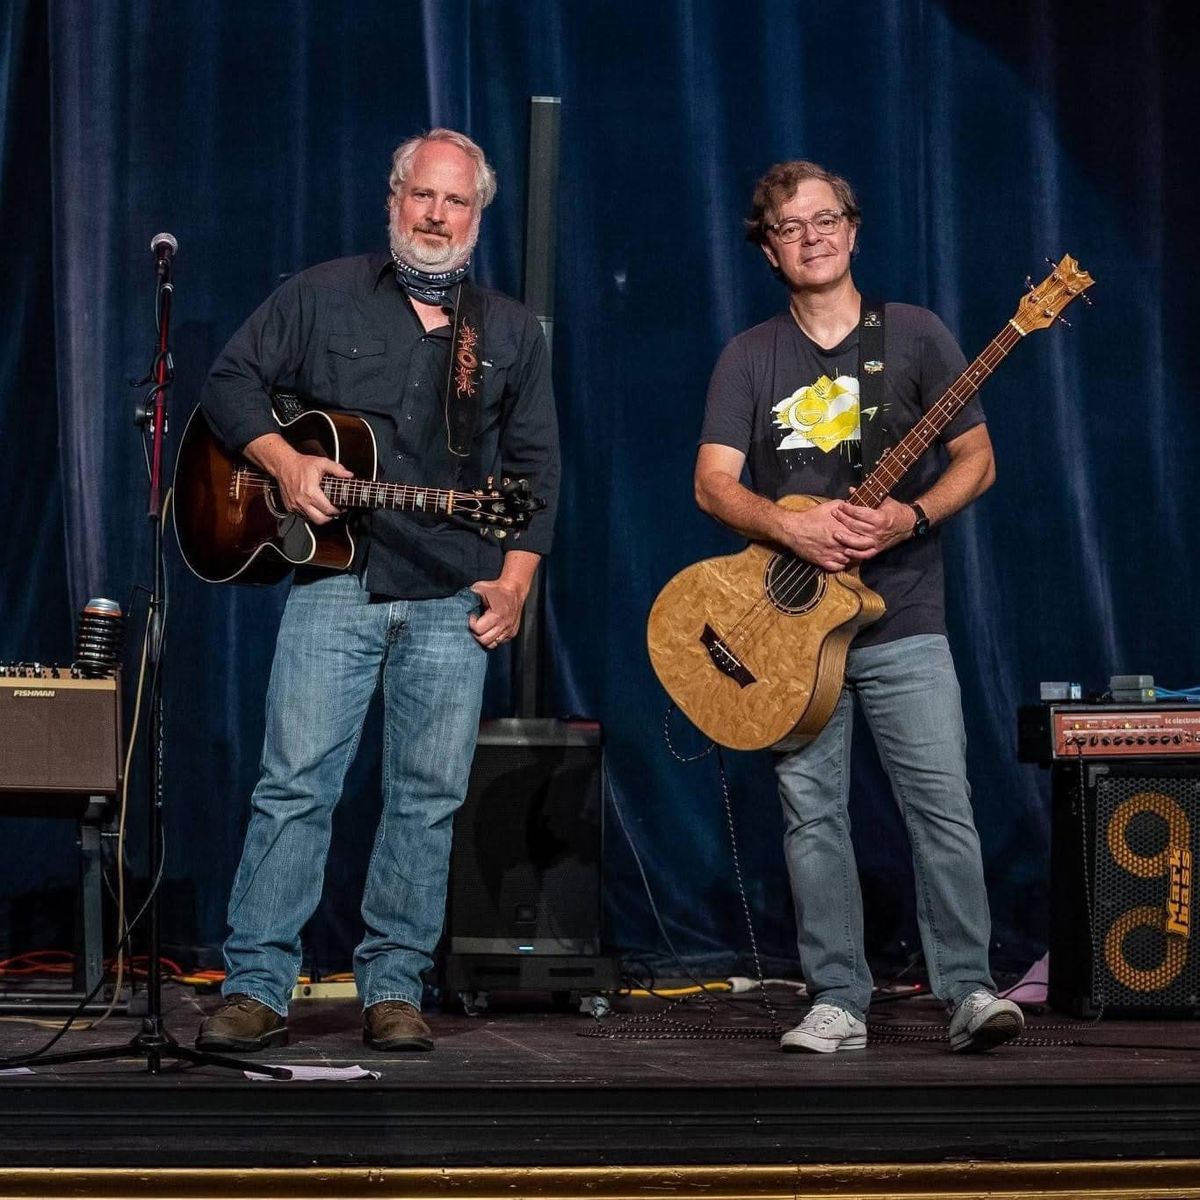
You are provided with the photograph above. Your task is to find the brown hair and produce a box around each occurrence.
[744,160,862,245]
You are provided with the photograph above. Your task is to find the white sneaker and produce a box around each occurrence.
[780,1003,867,1054]
[948,989,1024,1052]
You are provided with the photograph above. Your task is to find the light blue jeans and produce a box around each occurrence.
[776,634,995,1020]
[220,572,488,1015]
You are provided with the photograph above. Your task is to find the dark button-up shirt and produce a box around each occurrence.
[200,252,559,599]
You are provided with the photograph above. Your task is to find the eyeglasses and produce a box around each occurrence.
[768,210,846,243]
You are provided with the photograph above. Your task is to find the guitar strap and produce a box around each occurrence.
[444,281,486,457]
[857,298,886,480]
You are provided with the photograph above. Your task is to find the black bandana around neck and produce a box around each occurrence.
[391,251,471,308]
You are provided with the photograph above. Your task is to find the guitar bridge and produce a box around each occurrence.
[700,624,756,688]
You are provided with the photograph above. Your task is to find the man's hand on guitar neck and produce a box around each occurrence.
[695,444,896,573]
[774,497,910,572]
[831,495,915,562]
[243,432,353,525]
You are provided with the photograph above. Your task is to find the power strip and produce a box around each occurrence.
[290,981,358,1001]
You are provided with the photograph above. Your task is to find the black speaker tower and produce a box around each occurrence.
[445,719,617,1011]
[444,99,616,1011]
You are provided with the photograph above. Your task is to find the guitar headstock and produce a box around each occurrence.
[1011,254,1095,335]
[453,477,547,536]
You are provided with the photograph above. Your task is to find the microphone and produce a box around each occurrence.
[74,598,124,679]
[151,231,178,279]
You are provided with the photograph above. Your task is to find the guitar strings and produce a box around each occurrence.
[232,467,469,514]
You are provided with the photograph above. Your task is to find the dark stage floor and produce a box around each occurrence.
[3,982,1200,1170]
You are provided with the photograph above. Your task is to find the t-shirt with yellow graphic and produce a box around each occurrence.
[772,373,862,454]
[699,302,983,648]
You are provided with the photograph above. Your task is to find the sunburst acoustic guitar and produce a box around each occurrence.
[172,404,544,585]
[647,255,1095,751]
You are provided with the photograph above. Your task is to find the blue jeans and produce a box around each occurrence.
[221,572,488,1015]
[775,634,995,1020]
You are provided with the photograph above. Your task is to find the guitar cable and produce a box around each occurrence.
[582,709,782,1040]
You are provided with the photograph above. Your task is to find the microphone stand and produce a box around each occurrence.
[24,241,289,1078]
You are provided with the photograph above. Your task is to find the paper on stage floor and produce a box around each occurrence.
[245,1064,381,1081]
[999,952,1048,1004]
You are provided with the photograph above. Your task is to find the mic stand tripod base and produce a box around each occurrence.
[24,1021,292,1079]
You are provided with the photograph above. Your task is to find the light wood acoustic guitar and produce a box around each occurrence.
[172,404,544,585]
[647,255,1095,751]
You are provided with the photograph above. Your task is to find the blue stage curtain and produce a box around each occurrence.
[2,0,1196,983]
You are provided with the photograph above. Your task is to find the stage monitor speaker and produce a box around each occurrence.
[449,718,604,956]
[1050,759,1200,1017]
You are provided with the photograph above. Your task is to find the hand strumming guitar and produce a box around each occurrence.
[243,431,354,526]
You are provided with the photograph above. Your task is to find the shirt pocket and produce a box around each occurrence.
[479,338,518,426]
[325,333,388,403]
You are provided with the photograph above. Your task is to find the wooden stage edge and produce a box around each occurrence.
[3,1162,1200,1199]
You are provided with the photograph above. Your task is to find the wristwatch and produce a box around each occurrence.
[909,501,931,538]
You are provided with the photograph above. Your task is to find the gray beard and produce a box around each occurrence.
[388,223,476,273]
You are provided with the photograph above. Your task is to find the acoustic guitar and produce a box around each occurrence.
[647,255,1095,751]
[172,404,543,585]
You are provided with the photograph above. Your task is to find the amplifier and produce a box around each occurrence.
[1050,760,1200,1017]
[1018,704,1200,766]
[0,675,122,795]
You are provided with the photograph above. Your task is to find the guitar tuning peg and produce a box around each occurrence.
[1044,255,1057,265]
[1024,275,1034,290]
[1080,294,1094,307]
[1057,316,1071,328]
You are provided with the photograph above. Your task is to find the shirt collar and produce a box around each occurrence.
[370,250,397,291]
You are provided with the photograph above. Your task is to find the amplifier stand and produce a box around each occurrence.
[0,796,137,1016]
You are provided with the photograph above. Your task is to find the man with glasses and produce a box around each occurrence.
[694,160,1022,1054]
[194,128,559,1054]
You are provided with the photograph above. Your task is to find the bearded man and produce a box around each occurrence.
[195,129,559,1053]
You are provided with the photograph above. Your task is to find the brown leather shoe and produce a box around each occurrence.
[196,994,288,1052]
[363,1001,434,1051]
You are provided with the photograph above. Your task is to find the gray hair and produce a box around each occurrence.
[388,128,497,209]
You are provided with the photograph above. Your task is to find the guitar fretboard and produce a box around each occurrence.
[853,321,1023,510]
[322,477,455,515]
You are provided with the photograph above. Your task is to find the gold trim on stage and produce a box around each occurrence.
[2,1162,1200,1199]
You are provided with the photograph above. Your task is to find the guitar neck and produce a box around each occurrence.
[323,477,457,516]
[853,320,1024,510]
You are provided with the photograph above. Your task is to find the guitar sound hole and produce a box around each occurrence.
[764,554,825,615]
[263,483,287,518]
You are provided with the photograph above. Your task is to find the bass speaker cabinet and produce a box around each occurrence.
[1050,759,1200,1017]
[444,718,618,1000]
